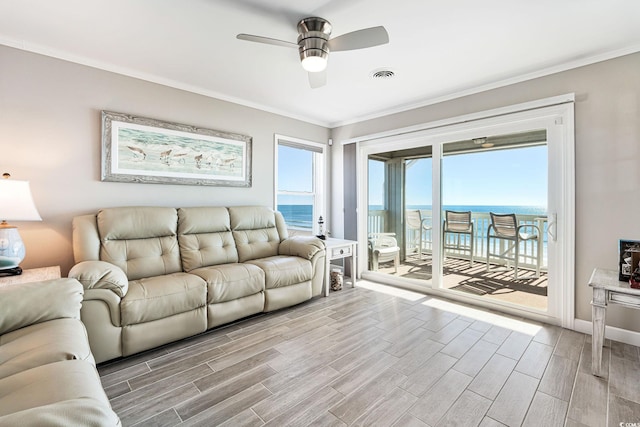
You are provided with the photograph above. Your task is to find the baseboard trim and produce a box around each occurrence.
[574,319,640,347]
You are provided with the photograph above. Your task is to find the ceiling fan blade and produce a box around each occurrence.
[329,26,389,52]
[309,71,327,89]
[236,34,297,48]
[328,26,389,52]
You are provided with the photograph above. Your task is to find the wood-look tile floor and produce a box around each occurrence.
[98,281,640,427]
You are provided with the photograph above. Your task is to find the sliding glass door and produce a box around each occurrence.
[440,131,548,311]
[359,99,574,326]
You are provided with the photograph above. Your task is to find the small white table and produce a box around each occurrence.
[588,268,640,377]
[0,266,61,288]
[323,238,358,296]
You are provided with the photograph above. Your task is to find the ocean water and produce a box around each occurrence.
[277,204,316,229]
[401,205,546,216]
[278,204,547,230]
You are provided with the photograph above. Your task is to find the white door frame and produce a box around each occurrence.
[355,95,575,328]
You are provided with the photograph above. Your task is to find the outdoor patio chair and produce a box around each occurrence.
[405,209,432,259]
[486,212,541,279]
[443,210,474,267]
[368,232,400,273]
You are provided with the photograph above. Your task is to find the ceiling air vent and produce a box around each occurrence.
[370,68,395,80]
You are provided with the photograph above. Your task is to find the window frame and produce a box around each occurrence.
[274,134,327,235]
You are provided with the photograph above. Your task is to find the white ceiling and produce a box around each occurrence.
[1,0,639,127]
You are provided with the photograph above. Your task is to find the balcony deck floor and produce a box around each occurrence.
[376,253,548,310]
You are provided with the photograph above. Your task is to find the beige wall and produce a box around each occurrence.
[0,45,329,276]
[331,52,640,331]
[3,42,640,333]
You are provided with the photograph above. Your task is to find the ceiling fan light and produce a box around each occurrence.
[301,52,328,72]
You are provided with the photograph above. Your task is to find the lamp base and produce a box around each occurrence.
[0,266,22,277]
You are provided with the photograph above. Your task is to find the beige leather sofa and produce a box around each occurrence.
[0,278,120,426]
[69,205,326,363]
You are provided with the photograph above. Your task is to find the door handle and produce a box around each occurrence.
[548,213,557,242]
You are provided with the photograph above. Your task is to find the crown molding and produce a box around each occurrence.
[2,37,639,130]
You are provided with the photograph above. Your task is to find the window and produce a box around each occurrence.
[368,158,386,212]
[275,135,325,235]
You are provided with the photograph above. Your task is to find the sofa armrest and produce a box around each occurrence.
[68,261,129,298]
[83,288,122,327]
[279,236,325,260]
[0,278,84,336]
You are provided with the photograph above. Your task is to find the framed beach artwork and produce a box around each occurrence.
[101,111,252,187]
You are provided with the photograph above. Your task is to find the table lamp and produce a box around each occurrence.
[0,173,42,276]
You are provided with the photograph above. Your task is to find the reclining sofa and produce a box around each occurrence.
[0,278,120,426]
[69,205,325,363]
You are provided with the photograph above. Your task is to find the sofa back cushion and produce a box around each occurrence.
[97,207,181,280]
[229,206,281,262]
[177,207,239,271]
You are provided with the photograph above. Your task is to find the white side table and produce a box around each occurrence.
[0,266,61,288]
[323,238,358,296]
[588,268,640,377]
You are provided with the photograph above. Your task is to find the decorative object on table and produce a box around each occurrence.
[101,111,252,187]
[316,215,326,240]
[630,262,640,289]
[330,267,343,291]
[0,173,42,276]
[618,239,640,281]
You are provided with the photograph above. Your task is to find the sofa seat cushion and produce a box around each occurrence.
[191,263,265,304]
[247,256,312,289]
[0,360,115,420]
[0,318,94,380]
[121,273,207,326]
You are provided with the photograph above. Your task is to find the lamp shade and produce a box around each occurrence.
[0,180,41,221]
[0,179,41,273]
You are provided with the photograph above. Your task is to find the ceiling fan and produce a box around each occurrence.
[237,17,389,88]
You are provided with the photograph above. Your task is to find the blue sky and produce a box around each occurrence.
[370,145,548,207]
[278,144,548,208]
[278,145,313,192]
[277,145,313,205]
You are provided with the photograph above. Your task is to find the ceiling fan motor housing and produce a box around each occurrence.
[297,17,331,68]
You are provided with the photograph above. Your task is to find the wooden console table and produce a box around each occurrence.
[588,268,640,377]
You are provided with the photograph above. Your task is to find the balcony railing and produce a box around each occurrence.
[368,209,548,271]
[368,209,389,235]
